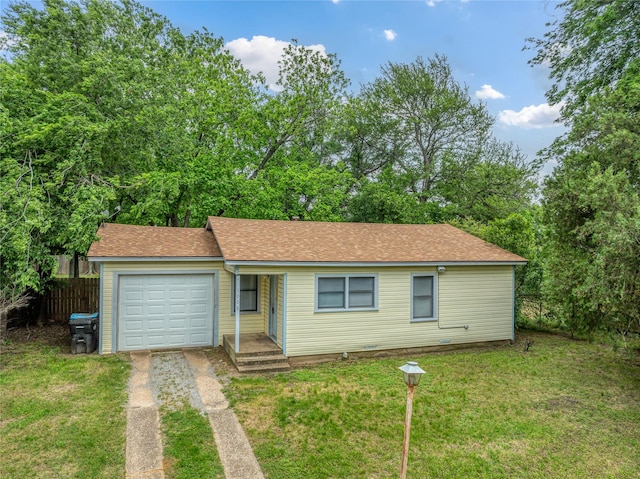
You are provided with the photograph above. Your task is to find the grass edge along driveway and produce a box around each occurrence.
[0,328,226,479]
[0,337,130,479]
[226,332,640,479]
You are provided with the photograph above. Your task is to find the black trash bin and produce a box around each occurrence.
[69,312,99,354]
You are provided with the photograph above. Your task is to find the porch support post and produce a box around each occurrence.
[511,265,515,342]
[235,266,240,353]
[98,262,104,354]
[282,273,287,356]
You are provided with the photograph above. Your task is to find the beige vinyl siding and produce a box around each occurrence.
[218,271,266,341]
[99,260,223,354]
[281,265,513,357]
[439,267,513,342]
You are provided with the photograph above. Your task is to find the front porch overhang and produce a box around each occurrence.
[231,270,287,357]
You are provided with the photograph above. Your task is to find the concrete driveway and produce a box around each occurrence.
[126,349,264,479]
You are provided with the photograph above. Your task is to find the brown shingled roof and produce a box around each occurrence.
[87,223,222,258]
[206,216,526,264]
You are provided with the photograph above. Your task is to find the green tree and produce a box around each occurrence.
[117,28,259,227]
[528,0,640,118]
[209,41,353,221]
[0,0,256,312]
[530,0,640,337]
[541,61,640,335]
[341,55,539,223]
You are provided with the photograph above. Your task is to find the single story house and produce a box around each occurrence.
[88,216,526,365]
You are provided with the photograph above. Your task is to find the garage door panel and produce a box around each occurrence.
[125,304,144,314]
[147,319,165,330]
[148,290,165,300]
[147,305,165,315]
[169,275,188,283]
[147,335,167,347]
[190,303,207,315]
[169,304,187,315]
[170,291,187,300]
[191,318,206,328]
[191,292,207,302]
[168,334,187,344]
[169,318,187,328]
[189,332,207,343]
[124,339,143,349]
[118,274,214,351]
[125,290,144,301]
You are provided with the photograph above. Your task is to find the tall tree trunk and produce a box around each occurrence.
[69,252,80,279]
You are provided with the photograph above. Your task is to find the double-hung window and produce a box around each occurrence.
[316,275,377,311]
[231,274,259,313]
[412,274,437,321]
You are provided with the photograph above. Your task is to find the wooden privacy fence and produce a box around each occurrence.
[45,278,100,322]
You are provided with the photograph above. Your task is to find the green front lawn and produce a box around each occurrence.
[226,333,640,479]
[0,326,130,479]
[161,406,225,479]
[3,327,638,479]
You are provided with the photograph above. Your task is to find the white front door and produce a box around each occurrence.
[269,275,278,340]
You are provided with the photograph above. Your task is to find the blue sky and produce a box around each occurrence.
[142,0,566,174]
[3,0,566,173]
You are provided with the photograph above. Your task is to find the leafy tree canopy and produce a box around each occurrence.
[1,0,542,322]
[341,55,540,223]
[541,58,640,335]
[528,0,640,118]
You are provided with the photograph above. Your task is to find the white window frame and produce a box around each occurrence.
[411,273,438,322]
[231,274,260,314]
[315,274,378,312]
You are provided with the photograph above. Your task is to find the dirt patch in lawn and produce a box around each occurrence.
[205,346,241,384]
[3,322,69,349]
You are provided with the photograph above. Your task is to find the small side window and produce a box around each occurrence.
[231,275,259,313]
[412,274,436,321]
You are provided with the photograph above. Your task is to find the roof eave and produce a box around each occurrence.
[222,260,527,267]
[88,256,223,262]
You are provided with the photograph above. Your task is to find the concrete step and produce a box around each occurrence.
[235,354,289,367]
[223,336,284,358]
[237,361,291,374]
[235,349,284,358]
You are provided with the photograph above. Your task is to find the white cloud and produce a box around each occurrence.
[475,84,505,100]
[332,0,340,3]
[427,0,467,8]
[0,30,16,54]
[225,35,327,91]
[384,29,397,41]
[498,103,563,129]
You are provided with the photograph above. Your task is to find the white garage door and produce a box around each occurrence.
[118,274,214,351]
